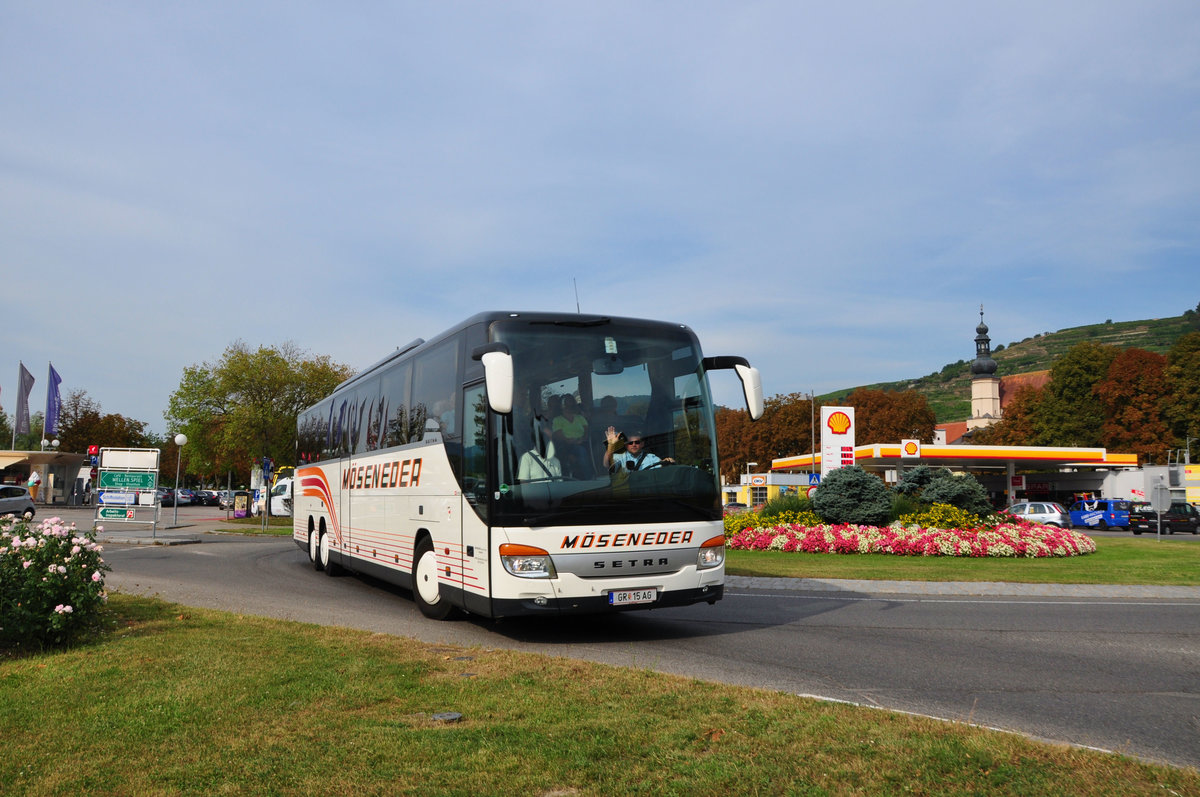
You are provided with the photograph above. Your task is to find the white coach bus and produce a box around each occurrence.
[294,311,763,619]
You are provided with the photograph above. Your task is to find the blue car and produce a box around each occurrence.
[1068,499,1131,529]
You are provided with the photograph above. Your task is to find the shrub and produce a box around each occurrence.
[760,493,813,519]
[895,464,943,498]
[811,466,892,526]
[724,510,762,536]
[919,472,993,518]
[889,492,924,523]
[0,516,110,652]
[898,503,983,530]
[896,466,994,518]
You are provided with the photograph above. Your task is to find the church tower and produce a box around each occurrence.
[966,306,1001,430]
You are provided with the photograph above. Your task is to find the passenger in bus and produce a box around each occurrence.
[603,427,673,473]
[518,416,562,481]
[552,394,590,477]
[590,395,624,438]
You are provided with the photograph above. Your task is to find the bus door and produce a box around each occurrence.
[460,381,491,615]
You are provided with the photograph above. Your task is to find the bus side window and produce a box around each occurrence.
[412,338,461,440]
[382,361,412,448]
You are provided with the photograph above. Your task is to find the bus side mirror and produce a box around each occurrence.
[735,363,764,421]
[473,343,513,414]
[702,356,764,421]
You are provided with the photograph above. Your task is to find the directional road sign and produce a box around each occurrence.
[98,471,157,490]
[99,507,136,520]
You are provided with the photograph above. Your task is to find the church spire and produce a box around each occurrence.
[971,304,997,378]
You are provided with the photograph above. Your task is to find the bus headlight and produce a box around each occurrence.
[499,543,557,579]
[697,535,726,569]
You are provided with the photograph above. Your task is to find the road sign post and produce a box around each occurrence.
[1150,484,1172,540]
[94,447,162,536]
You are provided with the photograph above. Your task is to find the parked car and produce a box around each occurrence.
[723,501,749,515]
[1068,499,1132,529]
[174,488,195,506]
[0,485,36,520]
[1129,501,1200,535]
[158,488,175,506]
[217,490,235,510]
[192,489,220,507]
[1006,501,1070,527]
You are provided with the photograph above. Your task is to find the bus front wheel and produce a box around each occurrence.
[413,536,455,620]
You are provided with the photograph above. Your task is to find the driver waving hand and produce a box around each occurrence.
[604,427,673,473]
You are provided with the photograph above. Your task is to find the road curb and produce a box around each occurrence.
[726,575,1200,599]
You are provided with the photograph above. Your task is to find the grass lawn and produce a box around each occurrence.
[2,594,1195,796]
[726,537,1200,586]
[210,515,294,536]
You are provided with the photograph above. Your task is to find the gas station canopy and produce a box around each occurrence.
[772,443,1138,473]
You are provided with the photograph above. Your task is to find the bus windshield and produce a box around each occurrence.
[489,317,720,527]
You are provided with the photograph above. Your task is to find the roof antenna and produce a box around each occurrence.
[574,278,581,313]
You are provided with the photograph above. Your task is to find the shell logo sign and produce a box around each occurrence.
[901,439,921,460]
[820,406,856,475]
[826,411,852,435]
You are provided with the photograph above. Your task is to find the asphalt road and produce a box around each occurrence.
[90,517,1200,772]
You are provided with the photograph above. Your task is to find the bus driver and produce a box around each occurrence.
[603,427,673,473]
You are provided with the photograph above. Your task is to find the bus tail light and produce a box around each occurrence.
[697,535,726,569]
[499,544,557,579]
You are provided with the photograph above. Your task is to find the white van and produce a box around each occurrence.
[252,476,293,517]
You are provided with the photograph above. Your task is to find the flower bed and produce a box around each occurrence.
[726,520,1096,558]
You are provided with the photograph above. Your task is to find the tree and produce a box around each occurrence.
[165,341,353,484]
[1165,332,1200,460]
[1033,341,1118,447]
[811,465,892,526]
[11,412,44,451]
[842,388,936,444]
[715,392,820,484]
[973,384,1043,446]
[715,405,755,484]
[54,390,148,453]
[1095,349,1172,463]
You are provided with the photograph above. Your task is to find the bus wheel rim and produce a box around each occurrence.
[416,548,441,605]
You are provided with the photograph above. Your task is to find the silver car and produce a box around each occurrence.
[0,485,36,520]
[1007,501,1069,527]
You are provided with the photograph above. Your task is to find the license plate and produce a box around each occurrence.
[609,588,657,606]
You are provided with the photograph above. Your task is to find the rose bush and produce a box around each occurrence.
[727,516,1096,558]
[1,516,110,651]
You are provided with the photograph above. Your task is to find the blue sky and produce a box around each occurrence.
[3,2,1198,436]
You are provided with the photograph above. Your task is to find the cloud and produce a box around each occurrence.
[1,2,1197,433]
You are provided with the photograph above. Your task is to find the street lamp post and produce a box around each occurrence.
[809,390,817,476]
[744,462,758,505]
[173,433,187,527]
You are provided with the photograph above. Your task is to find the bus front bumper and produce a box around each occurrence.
[490,583,723,617]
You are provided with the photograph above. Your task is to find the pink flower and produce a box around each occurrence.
[91,571,102,582]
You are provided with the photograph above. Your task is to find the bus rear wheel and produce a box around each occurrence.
[319,531,342,576]
[413,536,455,620]
[309,528,322,570]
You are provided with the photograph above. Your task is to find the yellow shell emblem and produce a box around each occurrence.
[826,411,852,435]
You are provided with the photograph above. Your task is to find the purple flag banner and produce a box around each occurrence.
[44,363,63,436]
[15,363,35,436]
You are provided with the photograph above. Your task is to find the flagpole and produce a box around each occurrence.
[12,362,20,450]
